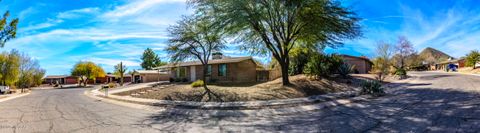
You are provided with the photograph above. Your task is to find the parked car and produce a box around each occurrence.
[0,86,10,94]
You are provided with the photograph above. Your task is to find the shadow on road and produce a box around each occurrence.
[139,80,480,132]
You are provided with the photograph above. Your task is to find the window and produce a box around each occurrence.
[206,65,212,76]
[176,67,187,78]
[218,64,227,76]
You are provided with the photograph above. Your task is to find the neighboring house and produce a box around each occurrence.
[340,55,373,74]
[434,58,465,70]
[157,55,274,83]
[90,74,132,84]
[131,70,170,83]
[43,75,78,85]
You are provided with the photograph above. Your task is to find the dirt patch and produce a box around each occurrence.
[114,75,369,102]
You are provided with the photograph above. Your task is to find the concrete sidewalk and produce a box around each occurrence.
[107,82,165,94]
[0,91,30,103]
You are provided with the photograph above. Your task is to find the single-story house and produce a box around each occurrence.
[131,70,170,83]
[340,55,373,74]
[43,75,78,85]
[156,54,276,83]
[90,74,132,84]
[434,58,465,70]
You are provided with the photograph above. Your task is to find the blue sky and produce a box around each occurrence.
[1,0,480,75]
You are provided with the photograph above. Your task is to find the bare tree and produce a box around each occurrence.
[395,36,415,69]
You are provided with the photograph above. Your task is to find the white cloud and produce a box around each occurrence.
[103,0,185,18]
[57,7,100,19]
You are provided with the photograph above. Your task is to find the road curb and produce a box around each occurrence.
[84,88,373,117]
[90,87,364,110]
[0,92,31,103]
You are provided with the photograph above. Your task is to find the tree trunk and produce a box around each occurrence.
[474,61,477,69]
[280,61,291,86]
[84,79,88,86]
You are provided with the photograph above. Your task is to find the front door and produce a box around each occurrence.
[190,66,196,82]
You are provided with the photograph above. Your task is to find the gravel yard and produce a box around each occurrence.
[114,75,370,102]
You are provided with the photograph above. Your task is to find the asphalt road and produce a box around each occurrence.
[1,71,480,132]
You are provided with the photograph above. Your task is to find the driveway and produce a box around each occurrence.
[1,71,480,132]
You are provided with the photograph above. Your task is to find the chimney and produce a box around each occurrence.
[212,52,223,60]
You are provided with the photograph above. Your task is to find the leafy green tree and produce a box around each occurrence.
[0,50,20,86]
[0,11,19,47]
[465,50,480,69]
[289,45,315,75]
[191,0,361,85]
[141,48,165,70]
[166,16,225,102]
[32,69,45,87]
[114,62,127,86]
[304,53,344,79]
[71,61,106,86]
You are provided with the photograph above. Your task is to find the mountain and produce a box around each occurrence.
[419,47,452,64]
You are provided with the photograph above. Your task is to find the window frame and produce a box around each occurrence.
[218,64,227,76]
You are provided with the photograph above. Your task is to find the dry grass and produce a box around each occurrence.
[115,75,367,102]
[458,67,480,74]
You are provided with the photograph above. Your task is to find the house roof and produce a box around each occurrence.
[156,56,254,69]
[339,54,373,64]
[133,70,169,75]
[436,58,465,65]
[44,75,69,79]
[106,74,132,77]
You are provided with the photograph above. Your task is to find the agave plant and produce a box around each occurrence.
[361,80,385,96]
[338,63,355,78]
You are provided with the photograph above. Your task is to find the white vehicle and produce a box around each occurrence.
[0,86,10,94]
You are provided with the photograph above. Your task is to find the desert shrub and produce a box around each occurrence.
[361,80,384,96]
[108,82,116,88]
[338,63,355,78]
[395,68,406,76]
[191,80,204,87]
[304,54,344,78]
[371,57,390,81]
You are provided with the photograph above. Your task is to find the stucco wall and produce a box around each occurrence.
[342,56,372,74]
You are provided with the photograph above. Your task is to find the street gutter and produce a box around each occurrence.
[0,92,31,103]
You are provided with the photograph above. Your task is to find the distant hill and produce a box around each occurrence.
[419,47,452,64]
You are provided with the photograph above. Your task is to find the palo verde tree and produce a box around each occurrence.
[190,0,361,85]
[166,16,225,102]
[372,41,394,81]
[0,10,19,47]
[465,50,480,69]
[114,62,127,86]
[71,61,106,86]
[141,48,165,70]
